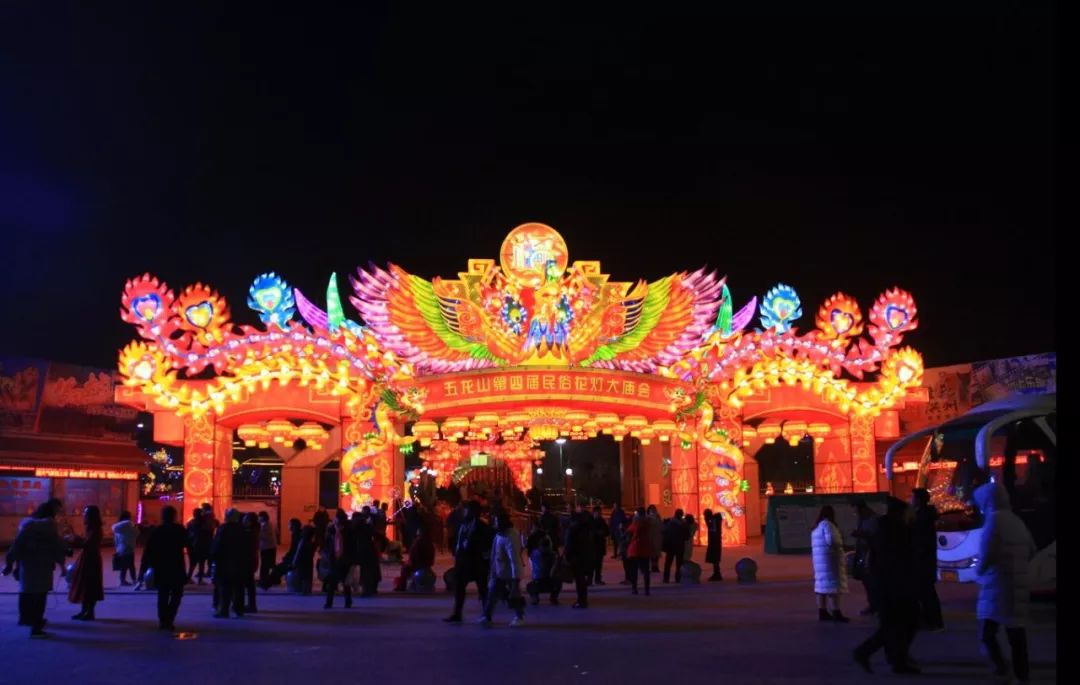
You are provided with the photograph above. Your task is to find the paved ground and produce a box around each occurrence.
[0,546,1056,685]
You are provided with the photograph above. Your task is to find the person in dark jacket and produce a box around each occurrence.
[446,501,465,554]
[4,499,66,637]
[590,506,609,585]
[186,509,211,584]
[564,509,595,608]
[394,526,435,591]
[703,509,723,581]
[324,510,356,608]
[444,501,491,622]
[853,497,920,675]
[662,509,689,584]
[539,503,561,554]
[910,488,944,631]
[312,507,330,552]
[527,536,561,605]
[851,501,878,615]
[293,525,317,595]
[68,505,105,620]
[241,512,261,612]
[351,511,380,597]
[211,509,248,618]
[142,505,189,630]
[609,505,627,559]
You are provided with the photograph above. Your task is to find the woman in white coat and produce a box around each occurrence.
[811,505,850,622]
[481,511,525,626]
[974,483,1036,683]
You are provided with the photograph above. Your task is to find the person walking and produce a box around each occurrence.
[211,509,247,618]
[625,507,654,596]
[142,505,188,631]
[352,511,380,597]
[564,509,594,608]
[68,505,105,621]
[910,488,944,631]
[111,511,137,586]
[480,511,526,626]
[324,510,356,608]
[973,483,1037,684]
[850,501,878,615]
[292,525,317,595]
[185,509,208,584]
[539,503,561,554]
[609,505,627,559]
[853,497,920,675]
[444,501,491,623]
[662,509,689,583]
[590,506,609,585]
[811,505,850,622]
[703,509,723,581]
[257,511,277,590]
[3,499,66,638]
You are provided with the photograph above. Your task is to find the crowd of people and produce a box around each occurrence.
[1,483,1042,682]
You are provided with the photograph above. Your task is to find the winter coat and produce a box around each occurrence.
[662,517,689,554]
[974,483,1037,627]
[564,515,595,569]
[609,508,627,540]
[911,506,939,587]
[453,517,492,568]
[211,521,250,583]
[142,522,189,590]
[259,520,276,550]
[530,546,556,581]
[489,530,524,580]
[112,520,136,556]
[811,519,847,595]
[69,525,105,604]
[704,516,722,564]
[646,513,663,555]
[407,536,435,570]
[591,516,609,552]
[626,517,656,559]
[6,517,66,594]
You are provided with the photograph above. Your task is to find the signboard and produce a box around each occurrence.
[416,367,687,416]
[33,468,139,481]
[0,476,51,516]
[764,492,889,554]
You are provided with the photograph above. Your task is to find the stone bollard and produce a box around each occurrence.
[680,560,702,584]
[735,557,758,583]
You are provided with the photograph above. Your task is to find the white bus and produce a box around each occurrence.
[885,393,1055,595]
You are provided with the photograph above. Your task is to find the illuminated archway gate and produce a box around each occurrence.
[114,223,924,543]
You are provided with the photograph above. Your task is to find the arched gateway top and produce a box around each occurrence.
[115,223,925,543]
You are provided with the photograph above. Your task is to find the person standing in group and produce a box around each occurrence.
[240,513,261,612]
[662,509,689,583]
[394,524,435,592]
[853,497,920,675]
[293,524,317,595]
[186,509,209,584]
[539,502,561,554]
[973,483,1037,684]
[142,505,188,631]
[324,510,356,608]
[312,507,330,552]
[811,505,850,622]
[68,505,105,621]
[444,501,491,623]
[481,511,526,626]
[527,536,561,605]
[3,499,66,638]
[625,507,654,596]
[446,501,465,554]
[609,505,626,559]
[564,508,595,608]
[703,509,723,581]
[211,509,247,618]
[257,511,276,590]
[683,513,698,563]
[851,501,878,615]
[111,511,137,586]
[590,506,609,585]
[910,489,944,631]
[646,505,663,572]
[351,511,380,597]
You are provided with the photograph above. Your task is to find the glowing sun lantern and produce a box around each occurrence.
[472,413,499,436]
[652,419,676,442]
[782,420,807,447]
[266,419,295,445]
[595,413,618,435]
[443,416,470,440]
[807,422,831,444]
[610,423,629,442]
[757,422,781,445]
[624,415,648,438]
[741,426,757,448]
[411,420,439,447]
[565,411,590,433]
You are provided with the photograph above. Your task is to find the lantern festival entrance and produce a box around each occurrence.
[115,223,925,545]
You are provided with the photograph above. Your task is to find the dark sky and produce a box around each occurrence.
[2,3,1057,370]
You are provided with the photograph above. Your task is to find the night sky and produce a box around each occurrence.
[2,3,1056,370]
